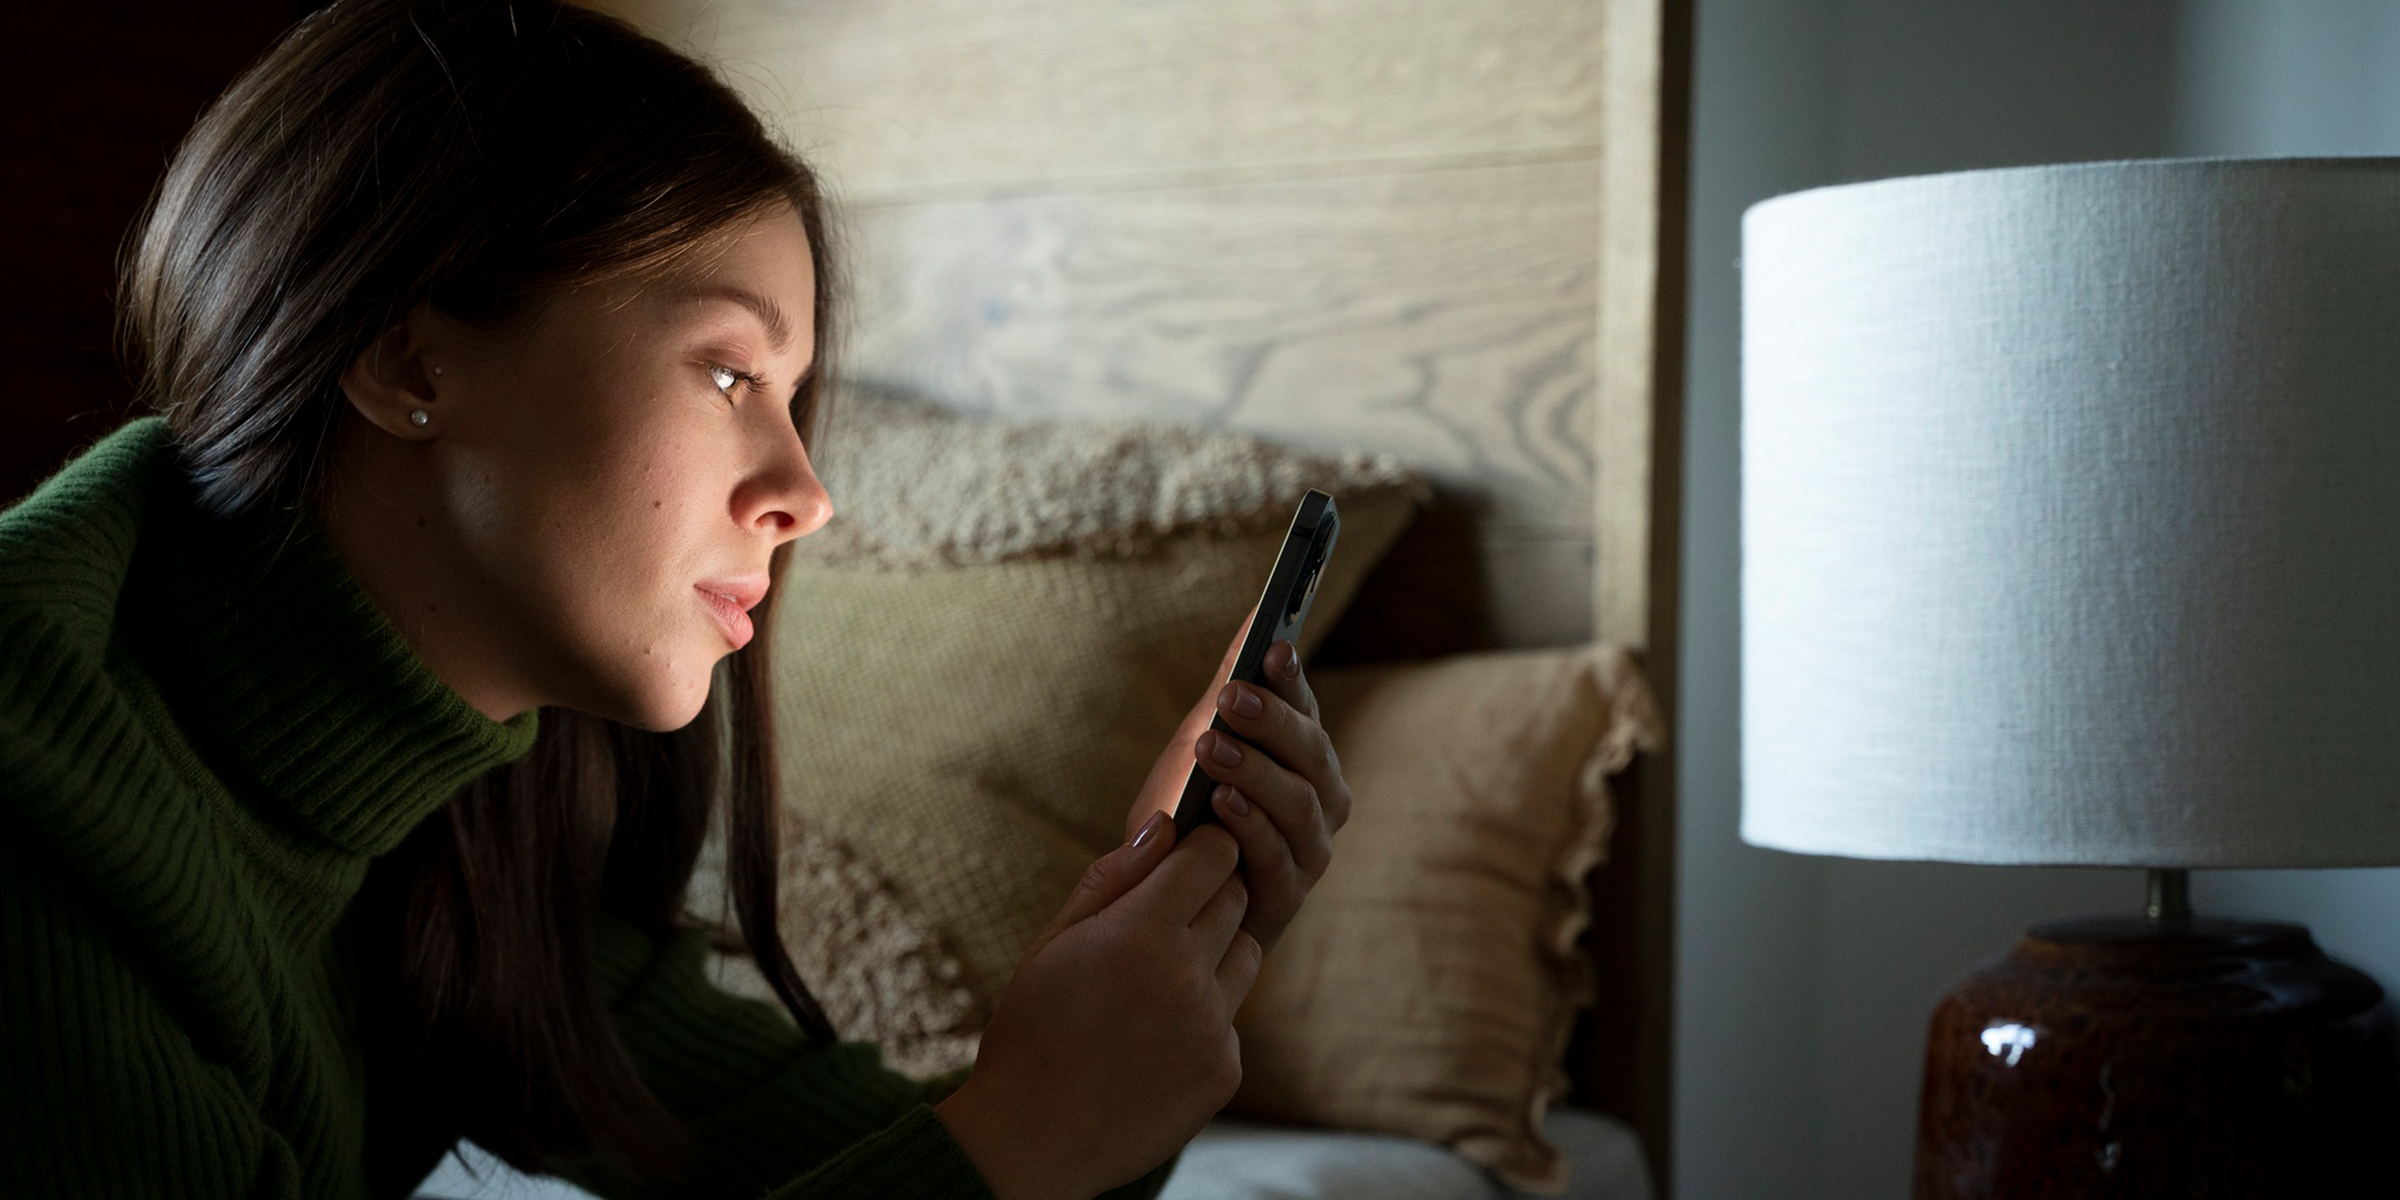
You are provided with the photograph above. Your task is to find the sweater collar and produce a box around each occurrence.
[119,420,539,856]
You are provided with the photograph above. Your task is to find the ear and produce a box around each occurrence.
[339,307,445,439]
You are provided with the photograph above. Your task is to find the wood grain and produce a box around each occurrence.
[1595,0,1668,649]
[833,162,1604,643]
[596,0,1603,203]
[843,163,1596,506]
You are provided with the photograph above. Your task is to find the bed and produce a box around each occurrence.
[421,0,1690,1196]
[419,1107,1650,1200]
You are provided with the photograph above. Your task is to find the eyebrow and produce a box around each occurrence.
[677,284,796,353]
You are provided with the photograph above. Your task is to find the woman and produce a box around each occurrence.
[0,2,1352,1197]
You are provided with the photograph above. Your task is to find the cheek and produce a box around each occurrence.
[453,391,725,652]
[569,437,709,563]
[583,441,741,727]
[548,425,721,621]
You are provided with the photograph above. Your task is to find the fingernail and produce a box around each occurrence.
[1131,811,1168,850]
[1219,683,1263,719]
[1206,733,1243,768]
[1217,785,1252,817]
[1280,643,1301,679]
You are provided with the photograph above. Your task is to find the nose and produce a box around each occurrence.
[738,413,834,545]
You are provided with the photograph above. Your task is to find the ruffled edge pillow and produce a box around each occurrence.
[1226,644,1665,1194]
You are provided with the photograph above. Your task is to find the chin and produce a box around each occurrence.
[580,659,719,733]
[628,678,717,732]
[558,616,728,732]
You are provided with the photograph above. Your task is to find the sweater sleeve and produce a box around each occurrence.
[0,825,303,1198]
[564,914,1179,1200]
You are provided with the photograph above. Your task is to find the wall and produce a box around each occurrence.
[2174,0,2400,1036]
[1672,1,2400,1196]
[0,2,311,502]
[1672,0,1836,1194]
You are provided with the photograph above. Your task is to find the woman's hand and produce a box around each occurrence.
[1127,618,1354,958]
[937,616,1354,1198]
[934,815,1255,1200]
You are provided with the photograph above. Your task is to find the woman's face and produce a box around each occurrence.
[335,203,830,731]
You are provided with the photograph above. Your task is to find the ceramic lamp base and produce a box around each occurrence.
[1913,916,2400,1198]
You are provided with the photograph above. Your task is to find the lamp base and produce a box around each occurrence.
[1913,916,2400,1198]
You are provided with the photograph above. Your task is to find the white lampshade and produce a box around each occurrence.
[1741,158,2400,868]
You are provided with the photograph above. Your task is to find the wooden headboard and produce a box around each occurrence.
[595,0,1690,1186]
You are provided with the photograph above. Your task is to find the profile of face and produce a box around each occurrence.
[326,203,831,732]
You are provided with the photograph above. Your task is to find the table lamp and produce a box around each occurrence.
[1740,158,2400,1197]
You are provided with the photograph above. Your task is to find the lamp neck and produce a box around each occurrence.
[2146,867,2192,924]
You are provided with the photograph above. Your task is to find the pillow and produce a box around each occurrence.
[703,816,985,1079]
[757,390,1425,1069]
[1224,645,1663,1195]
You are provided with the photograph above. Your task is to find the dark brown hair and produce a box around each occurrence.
[118,0,838,1180]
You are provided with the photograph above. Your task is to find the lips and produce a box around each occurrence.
[696,576,769,650]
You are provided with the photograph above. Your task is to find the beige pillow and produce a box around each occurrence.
[706,816,985,1079]
[760,392,1424,1070]
[1225,645,1664,1194]
[705,816,988,1080]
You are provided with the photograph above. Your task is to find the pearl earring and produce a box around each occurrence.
[409,409,430,428]
[433,366,444,376]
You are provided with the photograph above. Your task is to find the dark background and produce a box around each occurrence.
[3,2,313,503]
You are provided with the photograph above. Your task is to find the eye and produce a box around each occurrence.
[708,363,760,401]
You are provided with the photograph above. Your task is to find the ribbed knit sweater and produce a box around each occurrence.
[0,419,1178,1199]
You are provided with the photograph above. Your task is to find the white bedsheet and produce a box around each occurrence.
[414,1106,1653,1200]
[1159,1108,1652,1200]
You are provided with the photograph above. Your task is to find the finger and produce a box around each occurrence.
[1211,678,1336,797]
[1189,870,1249,957]
[1194,730,1333,881]
[1123,823,1242,927]
[1215,929,1265,1012]
[1259,640,1321,724]
[1035,812,1176,948]
[1125,791,1173,845]
[1210,785,1305,936]
[1209,782,1305,897]
[1219,656,1353,837]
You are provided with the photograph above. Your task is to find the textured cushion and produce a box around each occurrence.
[1225,647,1662,1193]
[753,391,1423,1072]
[703,817,984,1078]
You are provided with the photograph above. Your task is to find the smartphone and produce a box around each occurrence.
[1171,489,1341,838]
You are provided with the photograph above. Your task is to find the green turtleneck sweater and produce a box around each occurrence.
[0,420,1177,1199]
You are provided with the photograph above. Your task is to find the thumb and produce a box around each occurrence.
[1034,812,1176,950]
